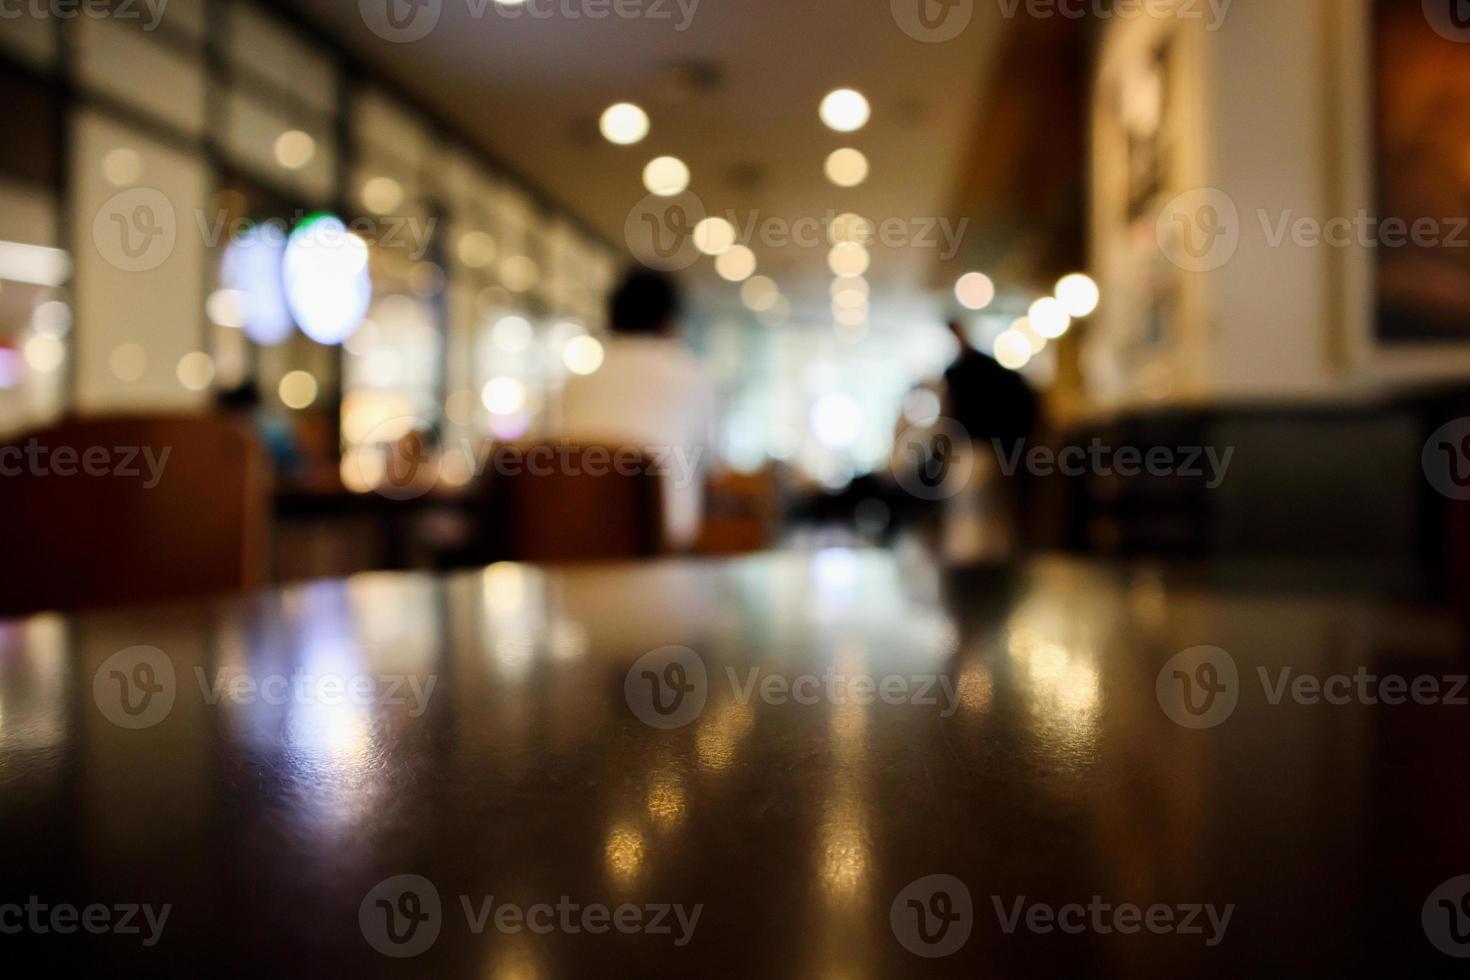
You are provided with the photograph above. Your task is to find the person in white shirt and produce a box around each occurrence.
[558,270,714,551]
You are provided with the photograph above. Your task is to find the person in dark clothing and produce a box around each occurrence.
[941,320,1039,453]
[938,319,1042,555]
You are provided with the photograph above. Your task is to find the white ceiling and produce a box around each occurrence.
[297,0,1007,326]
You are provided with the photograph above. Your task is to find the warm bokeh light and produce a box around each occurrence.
[1028,296,1072,339]
[829,212,873,246]
[824,148,869,187]
[642,156,690,196]
[1012,316,1047,355]
[828,242,870,278]
[693,217,737,255]
[562,335,605,375]
[955,272,995,311]
[361,176,403,215]
[993,330,1032,370]
[1055,272,1100,317]
[206,288,246,329]
[176,351,215,391]
[820,88,871,132]
[274,130,316,170]
[740,275,779,311]
[457,231,497,269]
[481,376,527,415]
[499,256,539,292]
[832,276,869,301]
[599,102,650,145]
[278,369,319,409]
[715,245,757,282]
[101,147,141,187]
[22,334,64,373]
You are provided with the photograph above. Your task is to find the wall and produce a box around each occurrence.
[1084,0,1470,420]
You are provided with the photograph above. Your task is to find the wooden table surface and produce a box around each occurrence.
[2,549,1468,977]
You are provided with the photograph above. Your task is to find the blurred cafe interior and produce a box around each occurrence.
[5,0,1470,975]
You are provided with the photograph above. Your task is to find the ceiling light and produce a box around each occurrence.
[955,272,995,311]
[693,217,737,255]
[715,245,756,282]
[824,148,869,188]
[993,331,1031,370]
[820,89,871,132]
[642,156,690,196]
[1028,297,1072,339]
[828,242,870,278]
[600,103,650,145]
[274,131,316,170]
[1055,273,1100,317]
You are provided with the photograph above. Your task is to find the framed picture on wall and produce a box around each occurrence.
[1374,0,1470,343]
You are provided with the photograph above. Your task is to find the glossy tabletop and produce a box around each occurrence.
[2,548,1469,977]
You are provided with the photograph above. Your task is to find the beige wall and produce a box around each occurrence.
[71,109,211,414]
[1085,0,1470,419]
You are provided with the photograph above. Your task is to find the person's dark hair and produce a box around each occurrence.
[610,269,681,336]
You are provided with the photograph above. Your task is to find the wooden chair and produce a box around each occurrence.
[482,443,665,563]
[0,415,271,616]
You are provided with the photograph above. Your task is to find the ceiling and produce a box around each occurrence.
[294,0,1012,327]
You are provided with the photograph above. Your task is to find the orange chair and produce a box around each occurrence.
[482,443,665,563]
[0,415,272,616]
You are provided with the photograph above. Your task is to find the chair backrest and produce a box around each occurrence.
[0,415,271,616]
[484,443,665,563]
